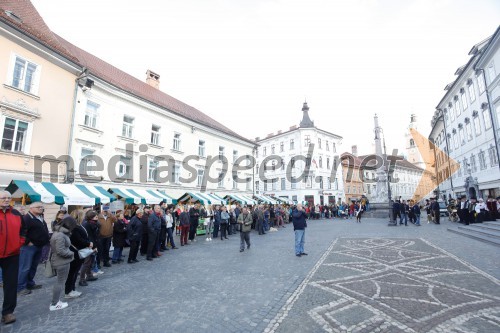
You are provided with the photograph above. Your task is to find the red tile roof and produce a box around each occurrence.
[1,0,254,145]
[0,0,78,63]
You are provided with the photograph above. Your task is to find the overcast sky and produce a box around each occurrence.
[31,0,500,156]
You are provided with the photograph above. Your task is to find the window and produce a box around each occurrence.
[218,172,224,188]
[281,177,286,190]
[233,179,238,190]
[151,125,160,145]
[327,157,330,170]
[271,160,276,171]
[468,82,476,102]
[291,177,297,189]
[148,159,159,181]
[198,140,205,157]
[118,156,132,179]
[10,55,39,94]
[474,115,482,136]
[465,122,472,141]
[457,162,462,177]
[459,127,465,145]
[173,133,181,151]
[489,146,498,167]
[263,147,267,156]
[80,148,96,176]
[305,176,312,188]
[461,90,468,110]
[306,156,311,167]
[304,135,310,147]
[470,154,477,173]
[272,178,278,191]
[197,169,204,186]
[326,141,330,151]
[255,181,260,192]
[1,117,28,152]
[453,132,459,148]
[455,99,461,117]
[281,158,285,170]
[280,142,284,152]
[479,150,487,170]
[264,180,268,191]
[318,138,322,149]
[483,110,492,130]
[319,176,323,189]
[332,143,336,153]
[291,157,296,168]
[256,164,259,175]
[246,177,251,191]
[271,144,275,154]
[172,163,181,184]
[233,150,238,162]
[449,104,455,122]
[478,72,485,94]
[334,178,339,190]
[463,157,468,175]
[122,116,134,138]
[487,64,496,82]
[219,146,225,160]
[84,101,99,128]
[290,139,294,150]
[319,156,323,168]
[327,177,331,189]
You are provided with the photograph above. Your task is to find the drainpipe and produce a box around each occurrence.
[476,68,500,173]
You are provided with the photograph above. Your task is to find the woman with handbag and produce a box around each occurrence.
[64,210,88,297]
[50,216,77,311]
[78,211,99,286]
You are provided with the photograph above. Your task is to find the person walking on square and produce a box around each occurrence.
[292,204,308,257]
[0,191,24,325]
[238,207,252,252]
[49,216,76,311]
[17,202,50,296]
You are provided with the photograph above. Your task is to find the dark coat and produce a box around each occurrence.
[127,216,142,241]
[292,209,308,231]
[81,220,99,248]
[179,212,190,226]
[113,218,128,247]
[141,213,150,235]
[189,207,200,224]
[70,225,91,254]
[21,212,50,247]
[148,213,161,233]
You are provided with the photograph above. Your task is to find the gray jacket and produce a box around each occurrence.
[237,212,253,232]
[50,225,74,268]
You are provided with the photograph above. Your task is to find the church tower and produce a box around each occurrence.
[405,114,425,169]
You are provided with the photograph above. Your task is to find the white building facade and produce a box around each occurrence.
[255,102,345,206]
[59,40,255,199]
[429,28,500,200]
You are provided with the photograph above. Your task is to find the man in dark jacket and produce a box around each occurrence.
[140,206,151,255]
[0,191,24,325]
[430,197,441,224]
[146,205,162,260]
[17,202,50,295]
[127,209,143,263]
[292,204,308,257]
[188,203,200,241]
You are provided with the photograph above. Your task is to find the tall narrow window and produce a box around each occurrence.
[272,178,278,190]
[478,150,487,170]
[455,99,461,117]
[487,64,496,82]
[327,157,330,170]
[80,148,96,176]
[246,177,251,191]
[172,163,181,184]
[271,144,275,154]
[198,140,205,157]
[11,56,39,94]
[280,142,284,152]
[1,117,28,152]
[326,141,330,151]
[281,177,286,190]
[332,143,336,153]
[473,114,482,136]
[219,146,225,160]
[318,138,322,149]
[233,150,238,162]
[304,135,310,147]
[327,177,331,189]
[489,146,498,167]
[197,169,204,187]
[218,172,224,188]
[173,133,181,151]
[461,90,468,110]
[263,147,267,156]
[465,121,472,141]
[468,81,476,102]
[84,101,99,128]
[290,139,294,150]
[470,154,477,173]
[151,125,160,145]
[148,159,159,181]
[477,72,485,94]
[118,156,132,179]
[483,109,492,129]
[319,156,323,168]
[122,116,134,138]
[449,104,455,122]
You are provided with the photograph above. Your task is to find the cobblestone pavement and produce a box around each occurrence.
[2,216,499,333]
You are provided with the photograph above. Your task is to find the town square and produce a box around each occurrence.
[0,0,500,332]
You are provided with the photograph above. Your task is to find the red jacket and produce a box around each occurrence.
[0,207,25,258]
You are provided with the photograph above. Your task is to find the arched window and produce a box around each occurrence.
[409,139,415,147]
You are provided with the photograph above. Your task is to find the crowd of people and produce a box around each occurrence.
[445,195,500,225]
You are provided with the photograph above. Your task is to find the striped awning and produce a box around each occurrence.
[225,194,258,205]
[5,180,96,205]
[108,187,144,204]
[177,192,227,205]
[253,194,279,204]
[75,184,115,204]
[152,190,177,204]
[277,197,294,205]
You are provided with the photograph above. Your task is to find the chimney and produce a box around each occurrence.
[146,70,160,89]
[267,133,274,138]
[255,137,260,141]
[290,125,297,130]
[351,145,358,156]
[277,130,282,134]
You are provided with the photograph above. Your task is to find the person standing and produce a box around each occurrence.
[188,203,200,242]
[17,202,50,296]
[399,200,408,226]
[237,207,252,252]
[165,206,177,248]
[146,205,162,260]
[292,204,308,257]
[212,205,221,239]
[220,206,230,240]
[179,206,190,246]
[49,216,76,311]
[127,209,143,263]
[79,211,99,285]
[256,205,265,235]
[430,198,441,224]
[0,191,24,325]
[159,202,168,251]
[139,206,151,256]
[111,211,127,264]
[204,206,214,242]
[65,210,86,297]
[98,210,115,267]
[412,202,421,226]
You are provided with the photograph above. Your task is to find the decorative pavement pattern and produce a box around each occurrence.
[268,238,500,333]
